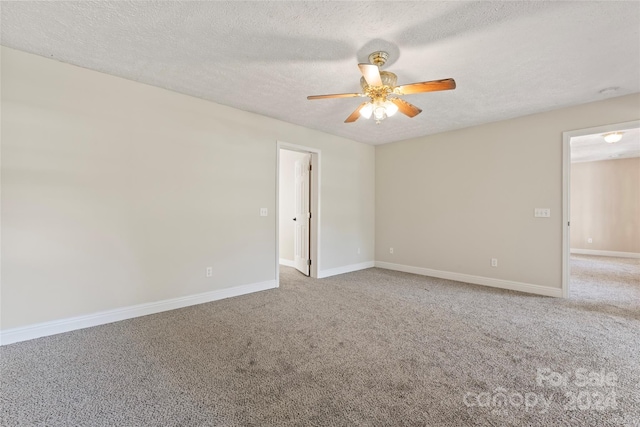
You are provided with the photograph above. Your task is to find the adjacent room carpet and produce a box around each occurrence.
[1,255,638,426]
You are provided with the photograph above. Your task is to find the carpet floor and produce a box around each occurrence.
[1,255,639,426]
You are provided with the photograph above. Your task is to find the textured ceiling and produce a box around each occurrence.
[571,126,640,163]
[1,1,639,145]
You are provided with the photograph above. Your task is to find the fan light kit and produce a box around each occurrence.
[307,51,456,124]
[603,132,623,143]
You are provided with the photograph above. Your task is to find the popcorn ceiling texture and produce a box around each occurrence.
[1,256,638,425]
[1,1,639,145]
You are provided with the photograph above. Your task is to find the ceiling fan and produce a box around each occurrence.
[307,51,456,124]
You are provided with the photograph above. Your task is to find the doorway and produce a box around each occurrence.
[562,120,640,298]
[276,141,321,283]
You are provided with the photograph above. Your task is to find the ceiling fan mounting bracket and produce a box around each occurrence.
[368,51,389,68]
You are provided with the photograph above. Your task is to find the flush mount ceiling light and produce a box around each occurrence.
[603,132,623,143]
[307,51,456,124]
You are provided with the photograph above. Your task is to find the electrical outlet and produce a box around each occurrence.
[587,238,593,244]
[206,267,213,277]
[390,247,394,254]
[357,247,361,254]
[491,258,498,267]
[260,208,268,216]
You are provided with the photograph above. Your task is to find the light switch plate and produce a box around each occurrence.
[534,208,551,218]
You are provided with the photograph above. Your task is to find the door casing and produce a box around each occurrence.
[561,119,639,297]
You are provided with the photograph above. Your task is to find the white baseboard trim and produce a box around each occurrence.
[570,249,640,259]
[0,279,277,346]
[279,258,296,267]
[318,261,375,279]
[375,261,562,298]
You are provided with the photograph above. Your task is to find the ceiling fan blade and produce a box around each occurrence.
[395,78,456,95]
[307,93,363,100]
[358,63,382,86]
[390,98,422,118]
[344,102,369,123]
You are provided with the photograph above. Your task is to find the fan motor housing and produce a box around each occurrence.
[360,71,397,91]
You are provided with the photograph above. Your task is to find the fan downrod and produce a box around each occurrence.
[368,51,389,68]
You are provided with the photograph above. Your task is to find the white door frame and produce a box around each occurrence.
[276,141,321,284]
[561,119,639,298]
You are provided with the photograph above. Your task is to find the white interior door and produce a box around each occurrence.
[293,154,311,275]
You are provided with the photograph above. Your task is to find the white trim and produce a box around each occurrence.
[375,261,562,298]
[0,280,277,346]
[562,128,571,298]
[279,258,296,267]
[570,249,640,259]
[562,120,640,298]
[276,141,321,282]
[318,261,375,279]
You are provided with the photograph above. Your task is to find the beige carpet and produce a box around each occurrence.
[1,255,638,426]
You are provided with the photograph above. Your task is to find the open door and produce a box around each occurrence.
[293,154,311,276]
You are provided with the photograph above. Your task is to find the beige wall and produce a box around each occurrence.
[570,158,640,253]
[278,149,307,262]
[0,47,375,330]
[376,93,640,290]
